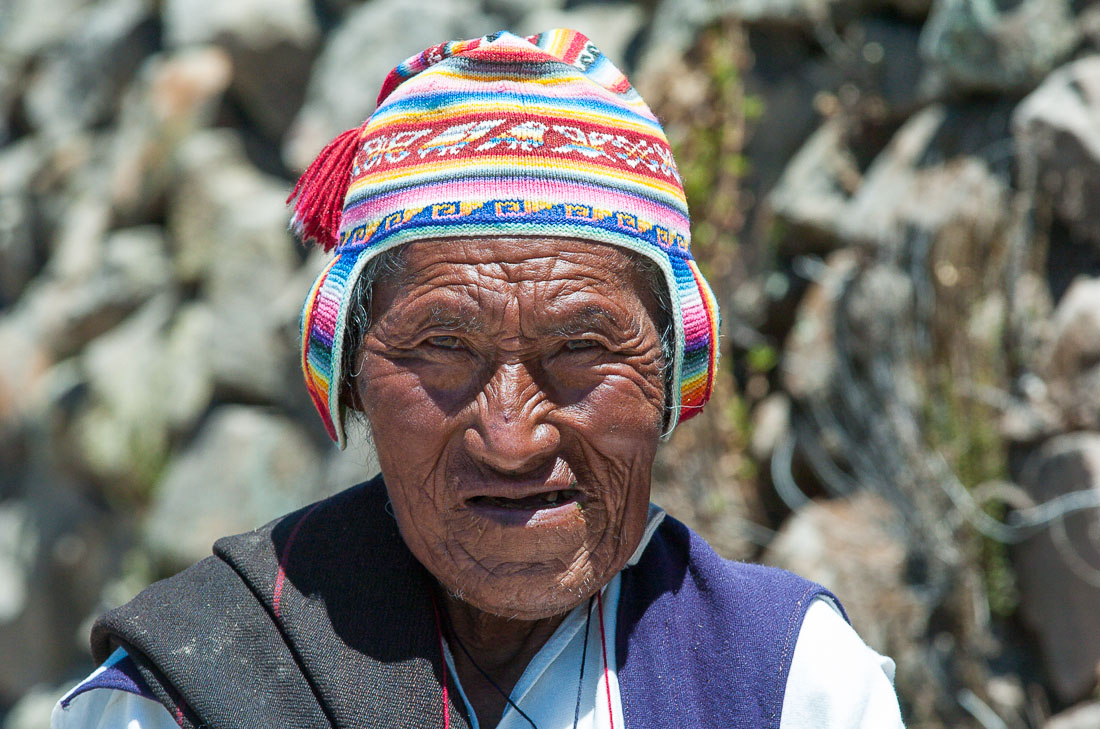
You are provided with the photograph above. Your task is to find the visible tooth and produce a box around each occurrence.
[543,491,559,503]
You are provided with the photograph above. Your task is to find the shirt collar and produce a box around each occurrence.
[625,503,666,567]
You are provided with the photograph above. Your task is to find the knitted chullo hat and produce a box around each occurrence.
[291,28,720,448]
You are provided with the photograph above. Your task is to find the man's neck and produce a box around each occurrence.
[443,592,569,728]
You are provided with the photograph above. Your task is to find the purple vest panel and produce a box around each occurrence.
[60,650,155,709]
[618,516,844,729]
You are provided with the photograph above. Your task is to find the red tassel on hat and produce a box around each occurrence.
[287,126,363,252]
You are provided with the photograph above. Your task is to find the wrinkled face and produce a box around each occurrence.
[352,236,666,620]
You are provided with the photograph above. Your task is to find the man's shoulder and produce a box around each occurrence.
[83,474,424,729]
[639,512,841,616]
[90,475,394,662]
[617,515,850,729]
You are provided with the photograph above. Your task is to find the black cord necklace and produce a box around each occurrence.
[445,595,596,729]
[571,596,595,729]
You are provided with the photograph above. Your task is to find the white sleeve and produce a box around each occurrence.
[51,679,179,729]
[779,596,906,729]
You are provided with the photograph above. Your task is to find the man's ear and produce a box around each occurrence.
[342,351,367,414]
[343,383,364,414]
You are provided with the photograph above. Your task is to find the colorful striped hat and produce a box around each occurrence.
[291,28,720,448]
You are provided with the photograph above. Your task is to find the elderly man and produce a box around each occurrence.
[53,29,904,729]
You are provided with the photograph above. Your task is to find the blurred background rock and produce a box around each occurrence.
[2,0,1100,726]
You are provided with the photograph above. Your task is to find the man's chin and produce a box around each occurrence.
[442,568,601,622]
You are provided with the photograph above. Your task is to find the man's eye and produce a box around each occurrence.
[427,335,463,349]
[564,339,599,352]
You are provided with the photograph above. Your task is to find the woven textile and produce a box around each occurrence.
[91,476,841,729]
[295,28,721,447]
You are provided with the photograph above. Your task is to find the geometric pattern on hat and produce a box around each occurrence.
[294,29,720,448]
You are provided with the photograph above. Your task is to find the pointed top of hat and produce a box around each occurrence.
[375,29,643,111]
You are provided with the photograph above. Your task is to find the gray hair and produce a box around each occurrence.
[340,244,675,425]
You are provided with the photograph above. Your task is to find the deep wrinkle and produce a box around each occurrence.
[349,236,665,727]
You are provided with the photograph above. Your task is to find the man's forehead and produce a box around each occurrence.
[383,284,643,330]
[379,238,647,298]
[367,236,659,335]
[396,236,638,277]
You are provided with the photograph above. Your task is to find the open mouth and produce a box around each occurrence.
[467,489,580,511]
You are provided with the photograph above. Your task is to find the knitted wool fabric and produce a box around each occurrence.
[293,28,720,448]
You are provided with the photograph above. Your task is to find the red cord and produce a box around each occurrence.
[596,592,615,729]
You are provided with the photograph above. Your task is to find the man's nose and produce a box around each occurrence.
[463,362,560,474]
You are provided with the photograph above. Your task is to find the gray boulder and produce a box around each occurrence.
[843,263,914,367]
[782,249,857,401]
[163,0,319,140]
[105,47,233,219]
[725,0,834,26]
[0,318,53,438]
[23,0,158,137]
[176,297,298,411]
[920,0,1079,94]
[168,131,301,406]
[143,406,325,568]
[1013,432,1100,703]
[0,483,117,709]
[642,0,849,47]
[42,193,111,283]
[169,130,297,300]
[1043,277,1100,430]
[0,0,95,58]
[635,0,730,84]
[767,119,860,253]
[68,293,210,494]
[12,224,172,359]
[839,104,1011,257]
[163,0,317,49]
[1014,57,1100,250]
[0,502,32,627]
[0,138,46,307]
[484,0,563,26]
[763,494,920,650]
[1,683,70,729]
[1044,702,1100,729]
[749,391,791,463]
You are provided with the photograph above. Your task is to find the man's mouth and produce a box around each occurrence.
[467,489,580,510]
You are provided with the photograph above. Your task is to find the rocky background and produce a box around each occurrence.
[2,0,1100,726]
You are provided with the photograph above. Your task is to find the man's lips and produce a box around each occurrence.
[456,473,585,525]
[467,488,580,510]
[464,486,584,527]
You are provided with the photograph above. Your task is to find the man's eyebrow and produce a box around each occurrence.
[539,306,629,337]
[424,304,483,332]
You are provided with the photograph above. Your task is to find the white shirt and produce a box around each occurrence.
[53,507,904,729]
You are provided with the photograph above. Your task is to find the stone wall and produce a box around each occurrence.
[2,0,1100,727]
